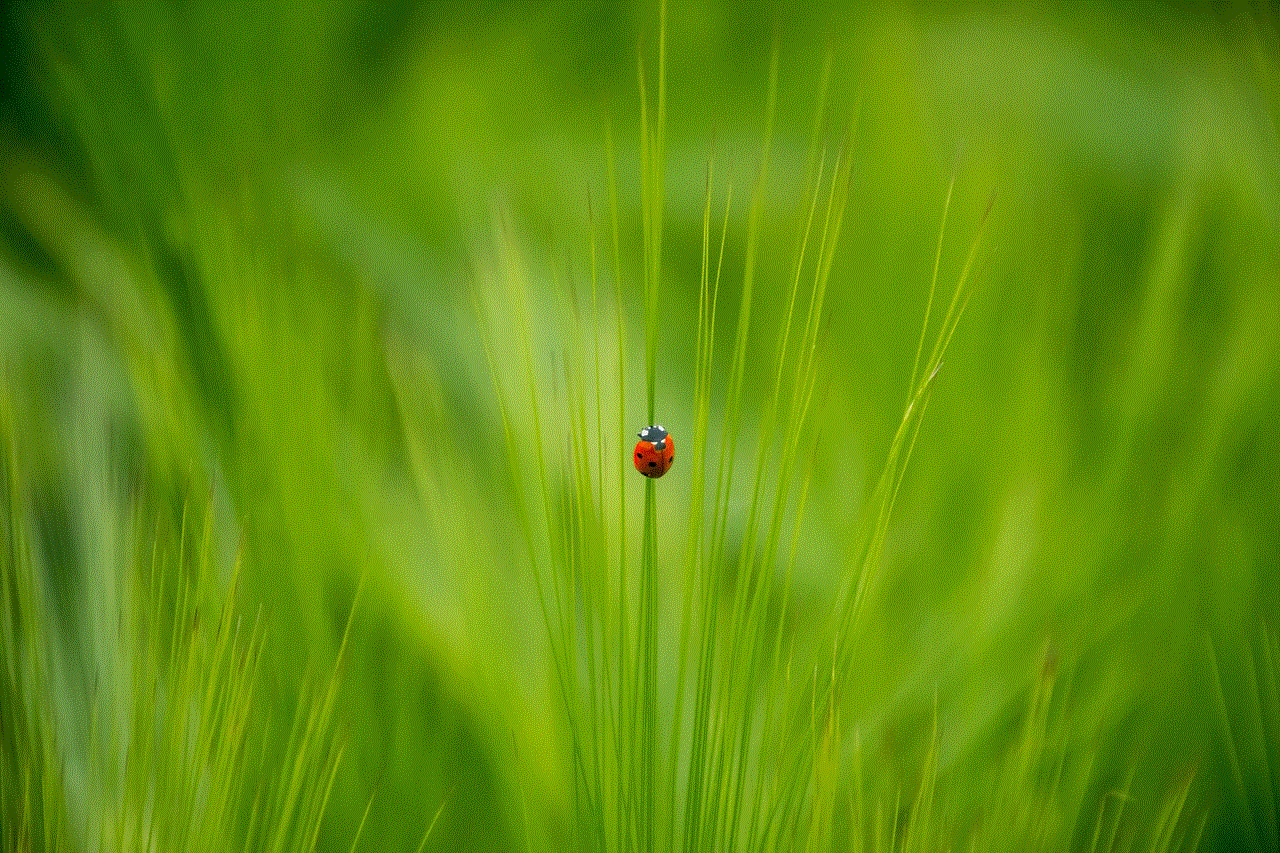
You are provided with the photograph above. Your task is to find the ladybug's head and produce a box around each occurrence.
[637,424,669,450]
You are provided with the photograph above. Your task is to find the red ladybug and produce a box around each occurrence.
[633,424,674,478]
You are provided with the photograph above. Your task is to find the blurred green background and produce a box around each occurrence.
[2,2,1278,851]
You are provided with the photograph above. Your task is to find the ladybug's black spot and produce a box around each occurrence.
[648,461,656,467]
[636,451,642,458]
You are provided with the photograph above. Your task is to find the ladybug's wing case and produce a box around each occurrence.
[634,440,653,475]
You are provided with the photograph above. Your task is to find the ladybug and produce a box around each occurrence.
[633,424,675,478]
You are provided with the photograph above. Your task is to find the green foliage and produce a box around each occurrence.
[2,2,1279,852]
[0,396,347,852]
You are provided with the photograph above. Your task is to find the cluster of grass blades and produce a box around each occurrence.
[472,10,1220,853]
[0,392,356,853]
[1210,627,1280,852]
